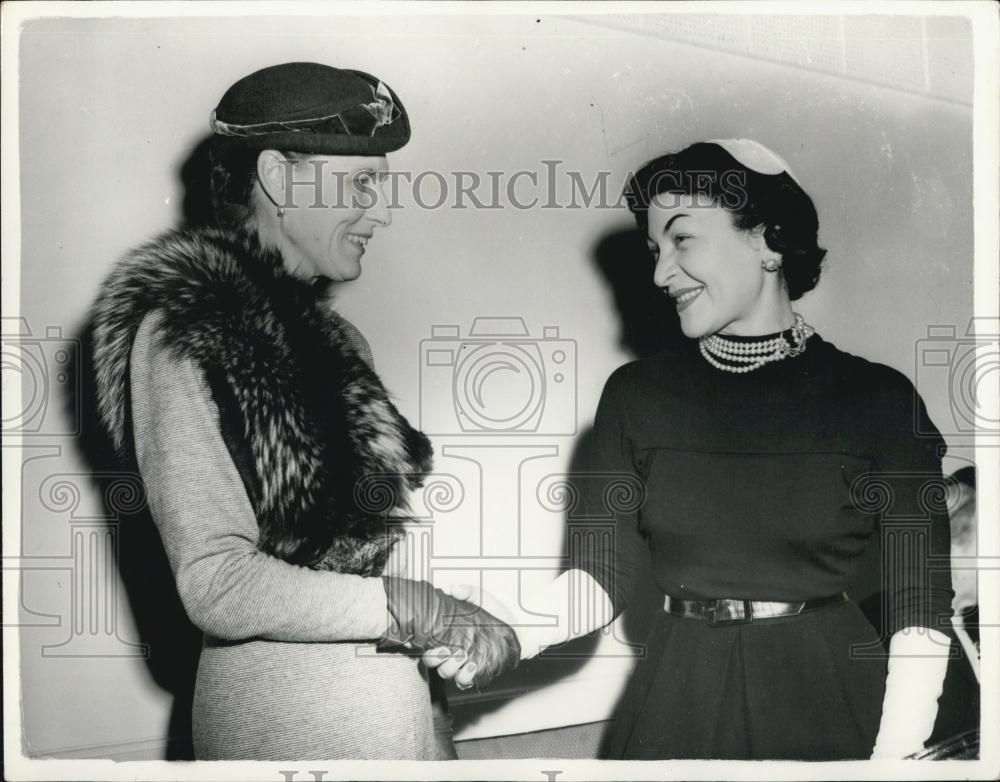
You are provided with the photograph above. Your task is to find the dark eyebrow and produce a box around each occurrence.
[662,213,690,234]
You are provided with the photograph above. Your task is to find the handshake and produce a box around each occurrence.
[379,576,523,690]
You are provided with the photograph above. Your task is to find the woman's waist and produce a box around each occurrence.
[662,591,850,626]
[200,635,424,670]
[649,548,866,604]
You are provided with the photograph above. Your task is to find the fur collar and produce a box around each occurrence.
[92,225,433,575]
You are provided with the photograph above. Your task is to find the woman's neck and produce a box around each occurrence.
[253,202,336,294]
[718,289,796,337]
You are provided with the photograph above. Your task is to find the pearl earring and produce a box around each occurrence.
[762,258,782,272]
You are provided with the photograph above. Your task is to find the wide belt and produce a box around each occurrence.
[663,591,849,627]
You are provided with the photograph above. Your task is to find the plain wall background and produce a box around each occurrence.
[12,11,975,758]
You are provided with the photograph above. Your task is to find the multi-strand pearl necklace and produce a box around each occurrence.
[699,313,815,374]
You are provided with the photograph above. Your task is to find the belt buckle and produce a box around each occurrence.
[705,599,753,627]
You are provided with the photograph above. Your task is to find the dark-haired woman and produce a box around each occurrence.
[432,138,954,760]
[91,62,519,760]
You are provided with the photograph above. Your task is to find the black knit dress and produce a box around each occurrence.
[576,333,954,760]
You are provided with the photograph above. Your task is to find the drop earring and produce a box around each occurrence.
[276,206,285,218]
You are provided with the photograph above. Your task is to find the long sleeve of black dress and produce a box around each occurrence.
[859,363,955,636]
[568,364,649,617]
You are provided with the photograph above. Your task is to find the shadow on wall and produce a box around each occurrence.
[591,228,686,358]
[68,324,202,760]
[452,226,682,741]
[446,433,610,734]
[449,426,664,741]
[65,136,220,760]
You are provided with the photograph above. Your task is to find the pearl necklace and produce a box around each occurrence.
[699,313,815,374]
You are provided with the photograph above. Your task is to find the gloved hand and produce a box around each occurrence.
[870,626,950,758]
[379,576,520,687]
[422,571,616,688]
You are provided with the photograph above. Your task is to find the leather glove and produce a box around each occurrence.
[379,576,520,687]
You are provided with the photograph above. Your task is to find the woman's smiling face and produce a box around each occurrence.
[271,154,392,282]
[646,193,771,338]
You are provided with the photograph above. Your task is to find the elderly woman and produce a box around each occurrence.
[91,62,518,760]
[431,139,955,760]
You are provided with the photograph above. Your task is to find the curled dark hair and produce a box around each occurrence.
[208,138,306,230]
[208,136,261,229]
[625,142,827,300]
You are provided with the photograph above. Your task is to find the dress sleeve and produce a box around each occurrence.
[129,313,390,643]
[869,368,955,636]
[568,366,648,619]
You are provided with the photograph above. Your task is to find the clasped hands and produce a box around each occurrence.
[380,577,521,691]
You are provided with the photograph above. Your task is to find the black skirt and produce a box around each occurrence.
[603,600,887,760]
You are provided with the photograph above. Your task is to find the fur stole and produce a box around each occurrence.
[92,225,433,575]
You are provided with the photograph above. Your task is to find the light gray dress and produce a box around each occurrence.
[130,312,441,760]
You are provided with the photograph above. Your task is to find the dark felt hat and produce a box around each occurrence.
[210,62,410,155]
